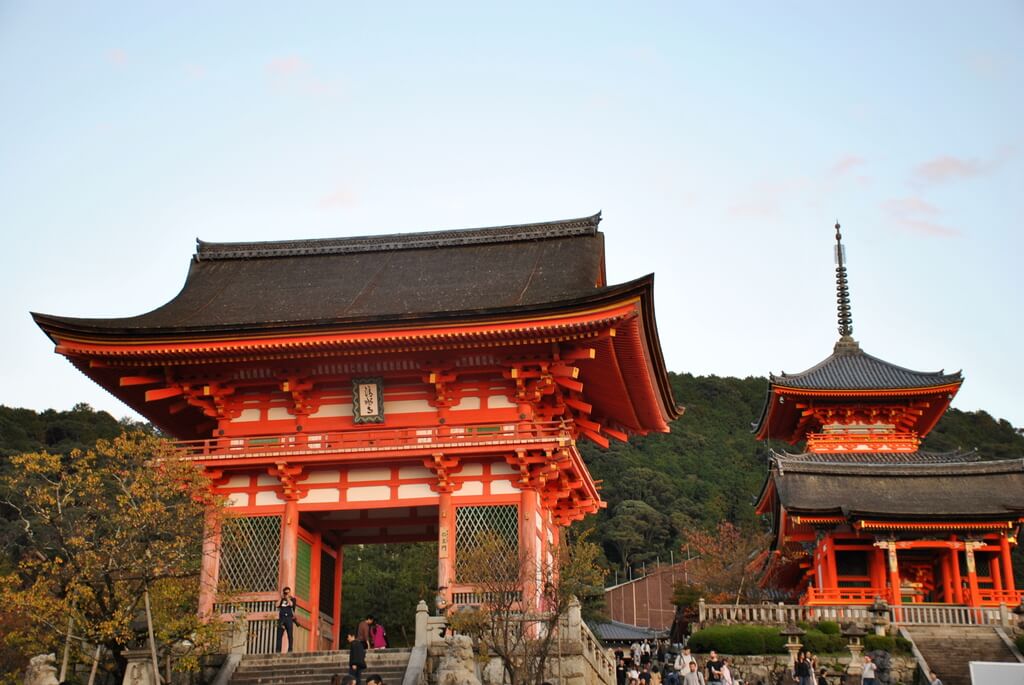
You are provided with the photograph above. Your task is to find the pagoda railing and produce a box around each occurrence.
[698,600,872,625]
[699,600,1019,627]
[174,420,572,462]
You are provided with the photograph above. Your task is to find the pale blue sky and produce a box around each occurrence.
[2,2,1022,427]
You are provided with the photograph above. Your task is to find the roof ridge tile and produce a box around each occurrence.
[196,213,602,261]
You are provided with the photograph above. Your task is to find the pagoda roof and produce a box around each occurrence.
[33,213,610,337]
[752,339,964,443]
[768,339,963,392]
[759,450,1024,521]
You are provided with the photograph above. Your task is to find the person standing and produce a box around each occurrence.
[674,647,696,676]
[719,658,733,685]
[794,651,813,685]
[616,658,627,685]
[370,620,388,649]
[861,655,876,685]
[705,650,724,684]
[357,615,375,647]
[275,587,295,653]
[348,632,367,685]
[681,661,705,685]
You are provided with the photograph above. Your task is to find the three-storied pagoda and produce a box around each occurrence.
[33,213,680,652]
[753,223,1024,609]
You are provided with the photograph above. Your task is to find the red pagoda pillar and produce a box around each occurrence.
[1000,534,1017,594]
[438,490,455,607]
[885,544,901,605]
[520,487,539,609]
[280,498,300,601]
[950,540,964,604]
[333,545,344,648]
[198,513,222,618]
[965,543,981,607]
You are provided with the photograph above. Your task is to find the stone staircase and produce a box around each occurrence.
[903,626,1018,685]
[230,648,413,685]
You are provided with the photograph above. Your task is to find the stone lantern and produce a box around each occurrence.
[868,596,890,636]
[841,623,868,675]
[779,623,805,668]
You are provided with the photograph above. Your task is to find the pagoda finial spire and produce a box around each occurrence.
[833,221,859,351]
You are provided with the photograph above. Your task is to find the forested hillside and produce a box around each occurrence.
[579,372,1024,576]
[2,375,1022,583]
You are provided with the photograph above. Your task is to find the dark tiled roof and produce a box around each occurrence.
[774,450,982,465]
[196,214,601,260]
[769,452,1024,519]
[590,620,664,642]
[770,340,962,391]
[33,214,612,335]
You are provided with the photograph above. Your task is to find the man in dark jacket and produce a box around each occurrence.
[275,587,295,653]
[348,632,367,685]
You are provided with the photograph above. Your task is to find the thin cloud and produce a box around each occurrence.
[267,55,308,77]
[319,186,357,209]
[882,196,959,238]
[828,155,865,177]
[911,147,1015,186]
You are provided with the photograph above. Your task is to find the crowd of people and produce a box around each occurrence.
[613,641,739,685]
[611,640,917,685]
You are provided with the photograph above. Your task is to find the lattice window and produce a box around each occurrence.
[220,515,281,593]
[455,504,518,578]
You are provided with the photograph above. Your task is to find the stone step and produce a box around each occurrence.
[230,649,412,685]
[232,670,407,684]
[904,626,1017,685]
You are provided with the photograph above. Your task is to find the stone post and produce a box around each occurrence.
[776,602,785,624]
[779,624,805,670]
[415,600,429,647]
[999,602,1009,628]
[121,650,159,685]
[228,616,249,656]
[698,598,706,624]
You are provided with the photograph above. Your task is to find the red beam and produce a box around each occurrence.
[145,386,184,402]
[119,375,163,387]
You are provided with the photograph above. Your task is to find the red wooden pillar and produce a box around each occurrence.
[965,544,981,607]
[886,545,901,605]
[991,550,1003,594]
[438,490,455,606]
[870,548,886,594]
[823,534,838,595]
[520,488,539,610]
[309,531,323,650]
[940,551,954,603]
[279,498,300,597]
[1000,533,1016,594]
[332,545,344,648]
[950,542,964,604]
[198,511,221,619]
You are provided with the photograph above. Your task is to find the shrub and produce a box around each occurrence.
[816,620,840,635]
[1016,634,1024,655]
[801,629,845,654]
[864,634,912,655]
[687,625,786,654]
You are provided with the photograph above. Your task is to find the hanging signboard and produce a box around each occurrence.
[352,377,384,424]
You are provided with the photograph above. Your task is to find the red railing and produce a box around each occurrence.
[804,586,886,604]
[974,588,1023,605]
[174,420,572,461]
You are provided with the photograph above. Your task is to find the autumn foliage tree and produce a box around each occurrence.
[0,432,227,682]
[448,530,605,685]
[677,521,769,603]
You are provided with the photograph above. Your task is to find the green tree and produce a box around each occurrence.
[0,432,227,681]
